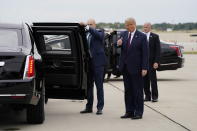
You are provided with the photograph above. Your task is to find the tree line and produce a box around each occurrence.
[97,22,197,31]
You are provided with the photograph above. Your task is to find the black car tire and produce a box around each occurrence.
[26,79,45,124]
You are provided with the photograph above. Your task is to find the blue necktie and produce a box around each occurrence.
[87,33,92,57]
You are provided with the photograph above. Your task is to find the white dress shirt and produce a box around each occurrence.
[145,32,150,42]
[128,29,136,45]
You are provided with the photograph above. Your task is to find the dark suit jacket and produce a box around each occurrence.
[118,30,149,75]
[148,32,161,64]
[89,27,106,67]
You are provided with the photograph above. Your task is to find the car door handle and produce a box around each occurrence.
[52,62,74,69]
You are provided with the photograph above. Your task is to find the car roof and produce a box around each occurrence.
[0,23,25,29]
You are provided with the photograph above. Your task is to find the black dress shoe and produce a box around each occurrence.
[131,115,142,120]
[96,110,103,115]
[120,113,132,119]
[144,97,151,102]
[152,99,158,102]
[80,109,93,114]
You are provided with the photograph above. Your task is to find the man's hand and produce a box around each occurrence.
[79,22,86,27]
[153,62,159,69]
[141,70,147,77]
[117,38,123,46]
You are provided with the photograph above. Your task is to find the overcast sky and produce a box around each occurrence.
[0,0,196,25]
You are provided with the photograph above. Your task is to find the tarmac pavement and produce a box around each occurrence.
[0,54,196,131]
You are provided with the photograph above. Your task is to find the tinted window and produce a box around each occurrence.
[44,35,71,54]
[0,29,21,47]
[112,34,117,43]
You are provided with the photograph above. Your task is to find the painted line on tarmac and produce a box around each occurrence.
[107,82,191,131]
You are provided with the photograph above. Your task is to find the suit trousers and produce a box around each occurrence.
[144,66,158,99]
[86,63,104,110]
[122,65,144,116]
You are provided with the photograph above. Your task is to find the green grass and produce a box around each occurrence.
[183,51,197,54]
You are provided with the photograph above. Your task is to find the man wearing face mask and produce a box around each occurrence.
[80,19,106,115]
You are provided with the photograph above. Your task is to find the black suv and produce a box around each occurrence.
[0,23,89,124]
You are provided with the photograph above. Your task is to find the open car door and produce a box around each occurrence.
[104,31,121,78]
[111,31,121,76]
[32,23,89,100]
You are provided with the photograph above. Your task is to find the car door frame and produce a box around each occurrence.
[32,23,88,100]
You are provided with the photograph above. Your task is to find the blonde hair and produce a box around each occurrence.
[125,17,136,25]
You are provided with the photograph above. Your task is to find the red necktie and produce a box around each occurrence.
[127,32,131,49]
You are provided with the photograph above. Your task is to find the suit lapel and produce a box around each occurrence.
[124,30,138,52]
[149,33,153,46]
[123,31,129,49]
[129,30,138,48]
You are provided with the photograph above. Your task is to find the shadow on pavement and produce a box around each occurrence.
[0,105,26,130]
[104,78,123,82]
[104,78,192,82]
[157,78,190,81]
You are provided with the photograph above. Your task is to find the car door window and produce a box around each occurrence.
[44,35,71,55]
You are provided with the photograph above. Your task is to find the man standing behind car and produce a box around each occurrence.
[143,22,161,102]
[80,19,106,115]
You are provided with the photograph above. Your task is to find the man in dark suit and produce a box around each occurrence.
[80,19,106,115]
[117,18,148,119]
[143,22,161,102]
